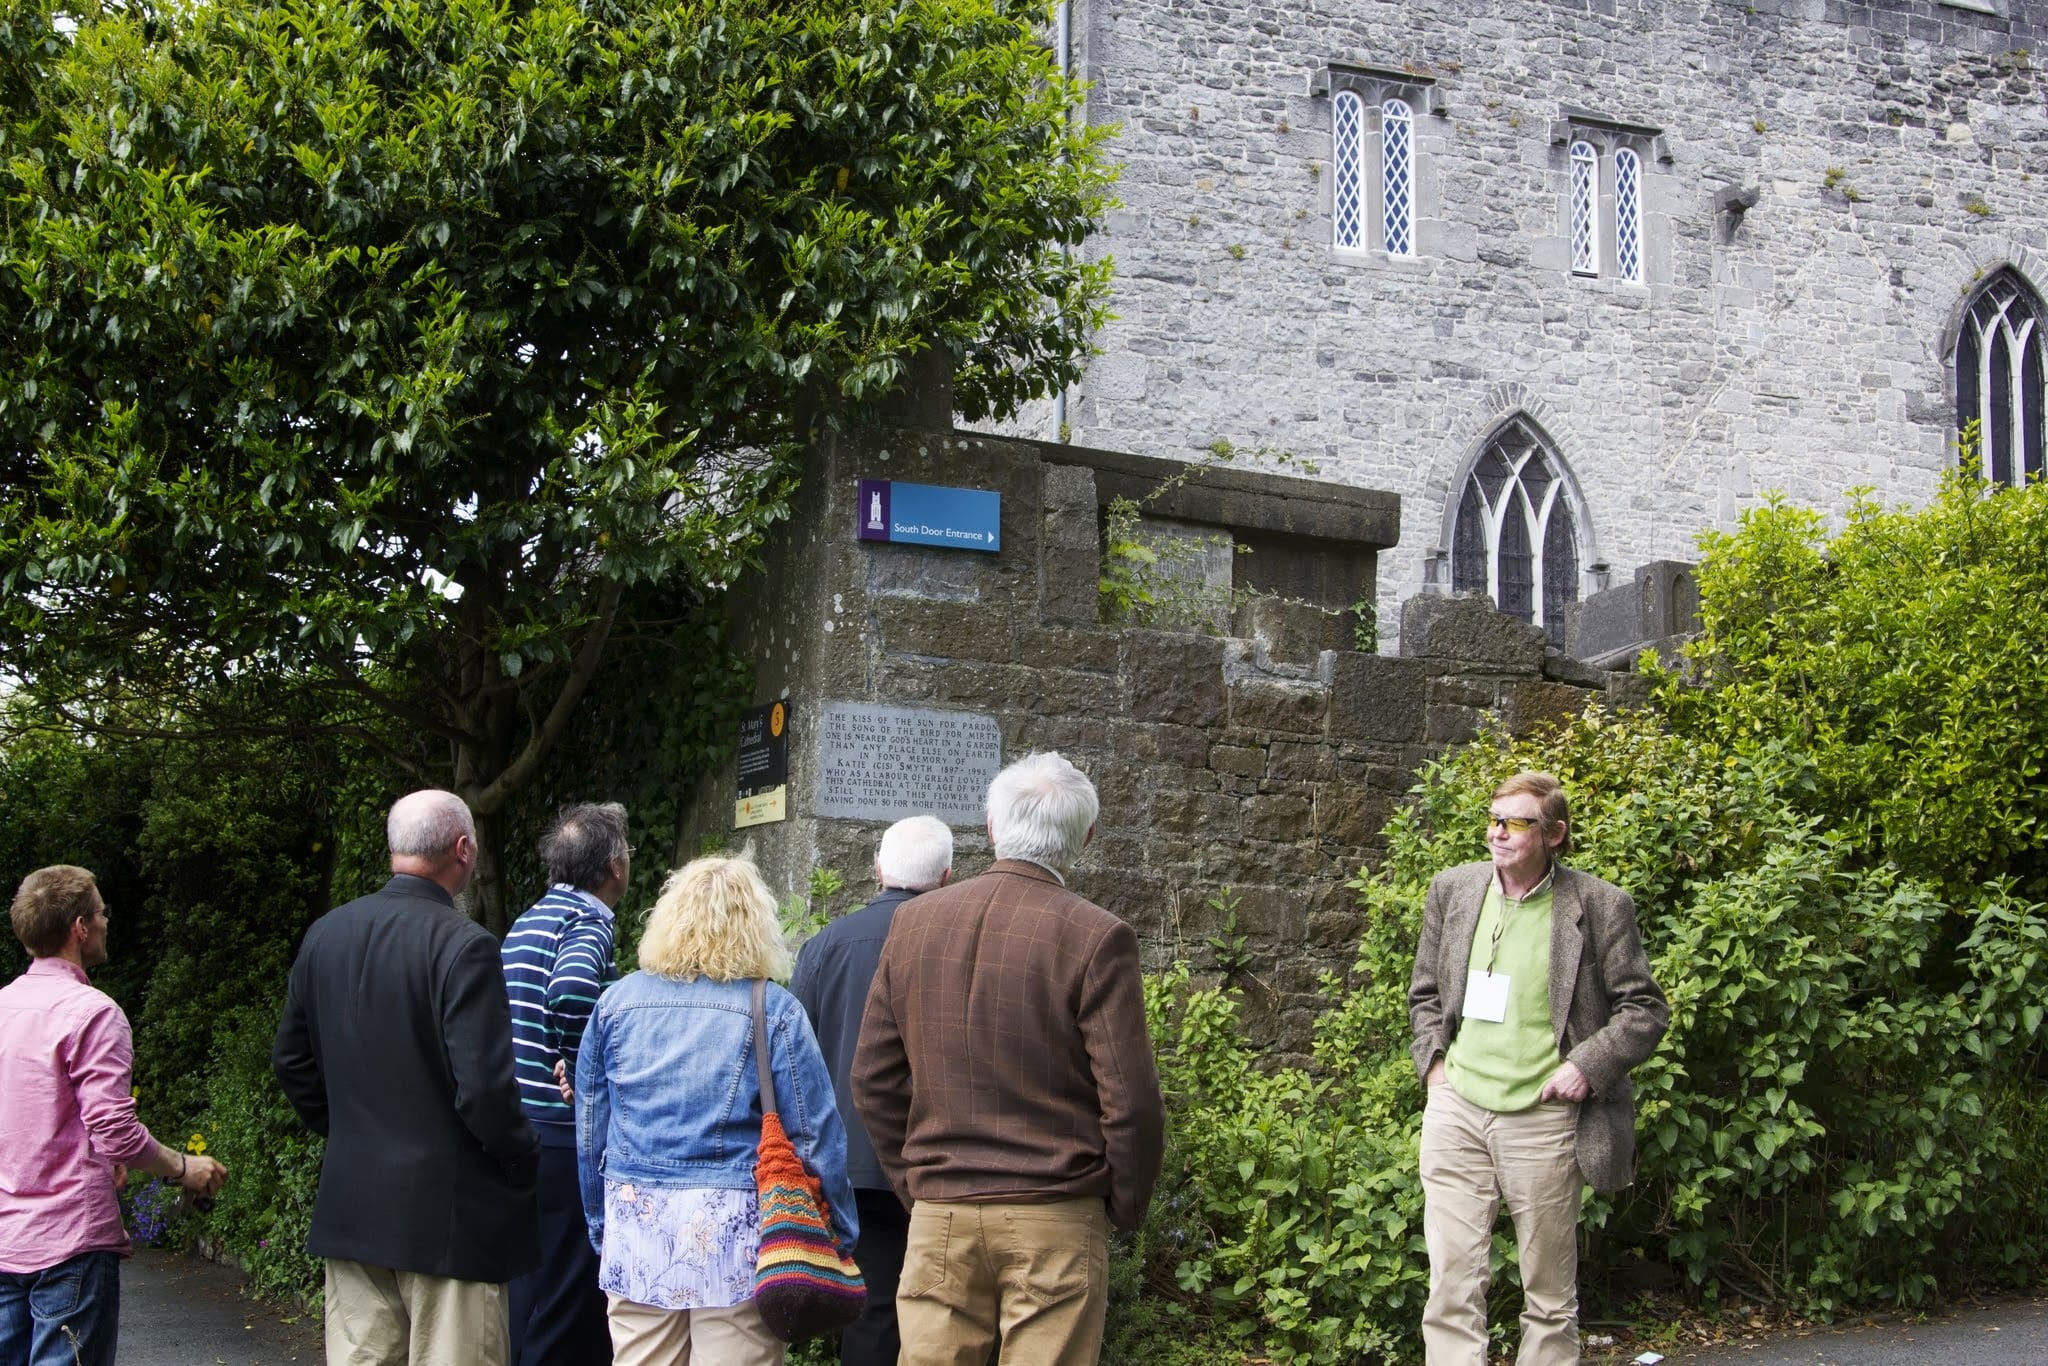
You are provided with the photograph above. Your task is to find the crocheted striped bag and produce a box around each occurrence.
[749,979,866,1342]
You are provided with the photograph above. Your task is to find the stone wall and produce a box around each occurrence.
[697,419,1636,1053]
[980,0,2048,647]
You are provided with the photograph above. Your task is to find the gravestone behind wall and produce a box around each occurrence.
[688,414,1637,1055]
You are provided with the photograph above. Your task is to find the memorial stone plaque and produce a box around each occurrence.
[815,702,1003,826]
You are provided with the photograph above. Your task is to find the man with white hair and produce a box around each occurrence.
[791,815,954,1366]
[853,753,1164,1366]
[274,789,540,1366]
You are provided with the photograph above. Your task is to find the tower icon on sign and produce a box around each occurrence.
[869,492,883,530]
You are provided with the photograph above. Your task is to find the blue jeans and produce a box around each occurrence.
[0,1250,121,1366]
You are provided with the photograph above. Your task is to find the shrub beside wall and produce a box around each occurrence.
[1133,707,2048,1363]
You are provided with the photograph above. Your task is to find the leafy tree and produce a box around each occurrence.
[0,0,1114,927]
[1653,468,2048,893]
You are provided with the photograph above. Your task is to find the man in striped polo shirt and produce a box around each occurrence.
[502,802,630,1366]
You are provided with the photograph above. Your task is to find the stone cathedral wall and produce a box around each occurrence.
[693,419,1648,1054]
[982,0,2048,645]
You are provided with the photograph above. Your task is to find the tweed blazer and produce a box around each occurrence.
[1408,861,1668,1192]
[851,859,1165,1232]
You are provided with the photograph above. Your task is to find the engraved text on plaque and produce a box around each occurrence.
[815,703,1003,826]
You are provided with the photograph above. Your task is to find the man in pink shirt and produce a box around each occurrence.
[0,865,228,1366]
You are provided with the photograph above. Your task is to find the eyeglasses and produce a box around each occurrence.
[1487,814,1539,834]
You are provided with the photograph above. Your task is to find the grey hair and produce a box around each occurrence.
[876,815,953,891]
[986,752,1099,872]
[540,802,631,890]
[386,790,475,859]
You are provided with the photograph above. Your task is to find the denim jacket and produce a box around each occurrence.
[575,972,858,1257]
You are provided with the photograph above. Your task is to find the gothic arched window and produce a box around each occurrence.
[1956,270,2046,486]
[1332,91,1366,251]
[1450,421,1583,646]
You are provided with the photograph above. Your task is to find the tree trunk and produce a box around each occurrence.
[470,804,511,937]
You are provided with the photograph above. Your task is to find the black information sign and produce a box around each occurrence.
[735,698,791,828]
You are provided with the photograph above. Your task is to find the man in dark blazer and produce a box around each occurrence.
[791,814,953,1366]
[853,752,1164,1366]
[274,789,539,1366]
[1408,771,1668,1366]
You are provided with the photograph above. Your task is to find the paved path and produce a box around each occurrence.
[1662,1292,2048,1365]
[118,1247,321,1365]
[119,1245,2045,1366]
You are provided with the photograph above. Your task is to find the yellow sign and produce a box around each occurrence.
[734,787,787,829]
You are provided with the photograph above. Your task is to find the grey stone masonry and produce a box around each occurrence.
[978,0,2048,649]
[695,420,1638,1058]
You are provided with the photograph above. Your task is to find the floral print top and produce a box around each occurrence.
[598,1179,760,1310]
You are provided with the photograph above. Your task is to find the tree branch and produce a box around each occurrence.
[469,577,625,816]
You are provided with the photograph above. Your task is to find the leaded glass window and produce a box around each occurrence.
[1615,147,1642,283]
[1332,92,1365,251]
[1381,98,1414,258]
[1449,421,1582,647]
[1956,271,2046,487]
[1569,141,1599,275]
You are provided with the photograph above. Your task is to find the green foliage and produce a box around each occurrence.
[1098,491,1242,632]
[1099,440,1324,632]
[0,0,1116,923]
[777,865,848,953]
[1137,706,2048,1361]
[196,1000,326,1307]
[1140,963,1427,1363]
[1652,469,2048,892]
[1350,591,1379,653]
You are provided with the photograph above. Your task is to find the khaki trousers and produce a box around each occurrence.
[604,1293,783,1366]
[897,1197,1110,1366]
[1419,1084,1584,1366]
[324,1258,509,1366]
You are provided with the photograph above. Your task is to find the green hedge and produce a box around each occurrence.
[1133,708,2048,1364]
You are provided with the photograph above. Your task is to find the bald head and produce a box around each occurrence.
[387,790,478,895]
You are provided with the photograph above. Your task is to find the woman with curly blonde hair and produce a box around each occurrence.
[575,856,856,1365]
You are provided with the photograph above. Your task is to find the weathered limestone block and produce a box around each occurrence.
[1426,702,1485,746]
[1266,741,1335,783]
[1242,792,1314,841]
[1315,786,1393,846]
[875,598,1012,662]
[1228,678,1329,735]
[1233,596,1352,665]
[1227,885,1309,941]
[936,662,1040,710]
[1503,680,1592,735]
[1400,593,1546,673]
[1121,721,1214,767]
[1202,842,1330,884]
[1327,652,1429,742]
[1039,463,1101,626]
[1125,632,1227,726]
[1014,625,1121,673]
[1153,789,1241,836]
[1210,742,1265,776]
[1041,669,1124,717]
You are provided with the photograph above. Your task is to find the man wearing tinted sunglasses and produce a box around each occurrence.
[1407,771,1668,1366]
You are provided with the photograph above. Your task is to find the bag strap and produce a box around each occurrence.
[751,978,779,1116]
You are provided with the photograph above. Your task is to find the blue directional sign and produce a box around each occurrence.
[856,479,1001,553]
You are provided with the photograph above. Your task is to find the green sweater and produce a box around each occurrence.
[1446,877,1565,1113]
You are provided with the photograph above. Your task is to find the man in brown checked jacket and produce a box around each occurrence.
[852,751,1165,1366]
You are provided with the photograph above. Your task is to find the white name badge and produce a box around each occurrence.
[1464,969,1510,1023]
